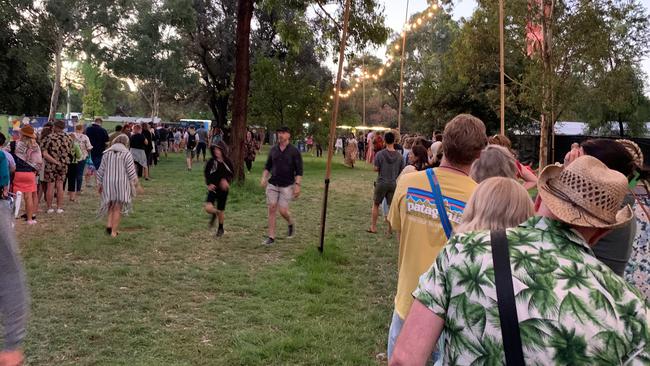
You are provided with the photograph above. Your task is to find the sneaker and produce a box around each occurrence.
[47,208,55,214]
[287,224,295,239]
[209,214,217,227]
[27,220,37,225]
[262,237,275,246]
[216,227,224,237]
[56,208,64,214]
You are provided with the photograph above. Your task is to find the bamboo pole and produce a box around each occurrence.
[319,0,352,253]
[499,0,505,135]
[397,0,410,132]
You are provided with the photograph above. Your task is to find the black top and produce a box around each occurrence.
[142,130,153,152]
[204,158,234,185]
[130,133,146,150]
[85,123,109,158]
[265,144,303,187]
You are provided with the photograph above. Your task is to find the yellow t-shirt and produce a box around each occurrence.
[388,168,477,319]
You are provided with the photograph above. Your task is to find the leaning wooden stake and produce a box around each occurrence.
[319,0,352,253]
[397,0,410,132]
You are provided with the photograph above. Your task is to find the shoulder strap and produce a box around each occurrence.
[426,168,453,239]
[490,230,525,366]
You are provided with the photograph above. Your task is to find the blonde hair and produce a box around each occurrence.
[455,177,534,233]
[470,145,517,183]
[112,134,130,148]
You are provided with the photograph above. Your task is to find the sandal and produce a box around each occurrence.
[366,229,377,234]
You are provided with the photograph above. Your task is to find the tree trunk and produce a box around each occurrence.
[48,38,63,121]
[230,0,254,182]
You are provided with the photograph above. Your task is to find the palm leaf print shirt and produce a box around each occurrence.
[414,216,650,365]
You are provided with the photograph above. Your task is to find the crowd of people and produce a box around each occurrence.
[1,112,649,365]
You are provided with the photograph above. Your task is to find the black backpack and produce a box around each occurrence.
[187,133,197,149]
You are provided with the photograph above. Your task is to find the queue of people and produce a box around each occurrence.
[379,114,650,365]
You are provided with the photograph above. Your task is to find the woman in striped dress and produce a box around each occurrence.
[96,135,141,237]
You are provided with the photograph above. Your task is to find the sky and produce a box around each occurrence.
[377,0,650,95]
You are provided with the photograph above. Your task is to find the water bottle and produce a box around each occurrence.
[14,191,22,219]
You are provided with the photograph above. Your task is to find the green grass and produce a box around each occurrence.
[17,149,397,365]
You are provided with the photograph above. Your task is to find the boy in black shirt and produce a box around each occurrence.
[204,141,234,237]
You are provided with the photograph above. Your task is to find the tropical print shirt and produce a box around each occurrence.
[414,216,650,365]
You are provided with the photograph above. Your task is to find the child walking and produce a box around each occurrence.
[203,141,234,237]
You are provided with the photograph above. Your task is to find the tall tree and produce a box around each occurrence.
[40,0,134,120]
[0,0,52,115]
[109,0,193,121]
[230,0,255,181]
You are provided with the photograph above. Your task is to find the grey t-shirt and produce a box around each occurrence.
[197,128,208,144]
[374,149,404,185]
[0,206,29,350]
[592,196,636,276]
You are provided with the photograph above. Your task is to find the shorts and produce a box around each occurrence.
[185,148,195,159]
[266,184,294,208]
[160,141,168,152]
[206,189,228,211]
[43,163,67,183]
[373,182,396,205]
[197,142,207,156]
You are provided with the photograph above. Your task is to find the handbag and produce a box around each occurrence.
[490,230,525,366]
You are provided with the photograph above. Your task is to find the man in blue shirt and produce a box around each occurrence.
[85,118,109,170]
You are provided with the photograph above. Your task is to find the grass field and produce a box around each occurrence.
[16,150,397,365]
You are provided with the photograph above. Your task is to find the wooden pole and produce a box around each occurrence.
[499,0,505,135]
[397,0,410,132]
[362,56,366,126]
[319,0,352,253]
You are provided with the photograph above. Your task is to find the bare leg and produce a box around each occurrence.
[107,204,114,229]
[217,211,225,224]
[111,203,122,237]
[370,203,380,232]
[46,182,54,209]
[24,194,33,221]
[31,191,39,213]
[278,206,293,225]
[204,202,218,214]
[56,180,64,209]
[268,204,277,239]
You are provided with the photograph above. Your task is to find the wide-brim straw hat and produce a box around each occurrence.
[538,155,633,229]
[20,125,36,139]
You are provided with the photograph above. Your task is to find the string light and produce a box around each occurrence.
[326,2,440,101]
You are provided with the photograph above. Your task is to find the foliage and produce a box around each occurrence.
[81,62,106,117]
[0,0,52,115]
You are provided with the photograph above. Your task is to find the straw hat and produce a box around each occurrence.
[538,155,633,229]
[617,139,644,168]
[20,125,36,139]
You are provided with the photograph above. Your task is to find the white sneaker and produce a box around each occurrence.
[27,220,38,225]
[56,208,64,214]
[47,208,55,214]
